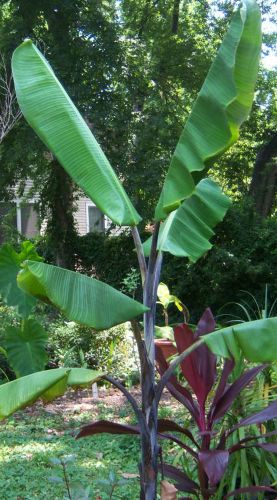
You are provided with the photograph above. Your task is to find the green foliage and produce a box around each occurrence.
[8,3,274,497]
[12,39,141,227]
[47,319,139,381]
[0,241,42,317]
[218,285,277,324]
[121,268,141,298]
[161,201,277,321]
[73,202,277,324]
[0,241,50,379]
[5,319,48,377]
[0,367,102,419]
[203,317,277,362]
[75,232,140,294]
[145,178,231,262]
[49,455,137,500]
[156,0,261,219]
[18,260,148,330]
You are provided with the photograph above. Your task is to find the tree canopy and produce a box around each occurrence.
[0,0,275,258]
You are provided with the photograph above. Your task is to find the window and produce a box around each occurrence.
[0,201,39,243]
[87,204,105,233]
[21,204,39,238]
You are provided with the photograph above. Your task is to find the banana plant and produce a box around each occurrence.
[10,2,276,498]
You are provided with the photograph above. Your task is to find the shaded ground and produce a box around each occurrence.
[20,384,181,421]
[0,385,182,499]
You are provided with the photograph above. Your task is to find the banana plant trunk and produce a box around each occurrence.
[133,225,162,499]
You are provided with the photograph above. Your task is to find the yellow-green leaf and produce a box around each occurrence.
[12,40,141,227]
[18,261,148,330]
[155,0,261,219]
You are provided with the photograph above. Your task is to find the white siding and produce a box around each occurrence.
[3,179,114,236]
[74,196,92,235]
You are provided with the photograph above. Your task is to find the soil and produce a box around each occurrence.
[16,385,181,421]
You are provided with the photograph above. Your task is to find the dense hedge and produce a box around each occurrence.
[74,202,277,323]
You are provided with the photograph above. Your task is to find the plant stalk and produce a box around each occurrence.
[133,223,162,499]
[132,226,147,286]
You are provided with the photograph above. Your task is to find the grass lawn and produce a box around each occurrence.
[0,387,178,499]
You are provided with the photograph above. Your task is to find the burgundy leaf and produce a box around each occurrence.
[76,420,140,439]
[156,344,170,375]
[174,324,206,407]
[156,343,200,422]
[157,419,199,447]
[159,463,199,493]
[229,430,277,453]
[194,309,217,399]
[195,308,216,338]
[231,442,277,454]
[212,365,265,422]
[230,400,277,433]
[258,442,277,453]
[166,381,200,423]
[223,486,277,499]
[174,310,217,408]
[209,358,235,423]
[198,450,229,486]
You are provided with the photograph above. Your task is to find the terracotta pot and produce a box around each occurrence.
[154,339,177,361]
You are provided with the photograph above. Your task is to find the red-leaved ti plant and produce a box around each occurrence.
[154,308,277,498]
[77,309,277,498]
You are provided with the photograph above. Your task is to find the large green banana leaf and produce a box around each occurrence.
[17,261,148,329]
[5,319,48,377]
[0,242,41,317]
[203,317,277,362]
[144,179,231,262]
[155,0,261,219]
[12,40,141,227]
[0,367,103,420]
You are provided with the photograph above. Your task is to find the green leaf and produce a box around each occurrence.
[155,0,261,219]
[0,243,37,317]
[66,367,103,388]
[5,319,48,377]
[145,179,231,262]
[17,261,148,329]
[0,369,69,419]
[154,325,174,340]
[0,368,103,419]
[203,317,277,362]
[12,40,141,227]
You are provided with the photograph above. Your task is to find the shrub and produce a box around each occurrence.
[47,317,139,382]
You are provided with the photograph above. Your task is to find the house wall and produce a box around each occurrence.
[74,196,91,235]
[0,180,124,240]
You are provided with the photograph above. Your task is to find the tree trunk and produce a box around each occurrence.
[249,133,277,217]
[171,0,181,34]
[45,159,77,269]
